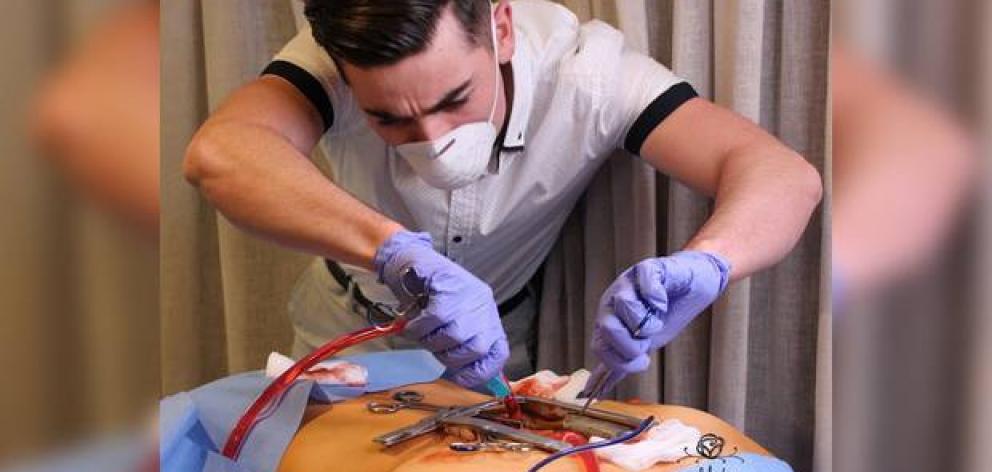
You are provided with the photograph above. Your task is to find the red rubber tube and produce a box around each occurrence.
[555,431,600,472]
[221,319,408,460]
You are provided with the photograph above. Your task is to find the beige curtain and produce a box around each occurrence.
[161,1,830,471]
[0,0,159,461]
[162,0,308,394]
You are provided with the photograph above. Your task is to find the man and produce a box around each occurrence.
[184,0,821,390]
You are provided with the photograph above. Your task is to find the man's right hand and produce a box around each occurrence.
[373,231,509,387]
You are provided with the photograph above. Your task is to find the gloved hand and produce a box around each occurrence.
[373,230,509,387]
[590,250,731,391]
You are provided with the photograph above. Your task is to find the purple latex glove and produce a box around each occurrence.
[589,250,731,392]
[373,231,509,387]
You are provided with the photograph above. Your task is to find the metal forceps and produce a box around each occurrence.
[368,391,524,429]
[367,390,447,414]
[578,364,616,415]
[369,267,429,331]
[578,311,654,413]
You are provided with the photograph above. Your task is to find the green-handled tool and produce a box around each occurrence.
[484,373,521,417]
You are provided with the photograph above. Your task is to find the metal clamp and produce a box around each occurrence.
[449,441,534,453]
[372,392,654,452]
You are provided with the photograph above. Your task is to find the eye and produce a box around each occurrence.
[376,117,411,127]
[443,98,469,112]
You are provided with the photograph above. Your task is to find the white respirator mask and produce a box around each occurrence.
[395,6,502,190]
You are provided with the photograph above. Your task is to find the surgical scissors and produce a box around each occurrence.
[367,390,448,414]
[369,267,429,330]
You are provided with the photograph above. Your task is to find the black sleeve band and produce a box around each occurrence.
[623,82,698,155]
[262,60,334,131]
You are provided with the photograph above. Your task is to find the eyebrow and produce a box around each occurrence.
[364,79,473,122]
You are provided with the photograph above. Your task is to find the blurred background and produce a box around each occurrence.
[833,1,989,472]
[0,0,158,469]
[0,0,987,471]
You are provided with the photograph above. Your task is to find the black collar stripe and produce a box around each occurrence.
[623,82,698,155]
[262,60,334,132]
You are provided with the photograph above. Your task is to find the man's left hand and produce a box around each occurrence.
[591,251,731,385]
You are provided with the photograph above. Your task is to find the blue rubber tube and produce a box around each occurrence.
[526,416,656,472]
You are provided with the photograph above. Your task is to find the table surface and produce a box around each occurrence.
[278,380,771,472]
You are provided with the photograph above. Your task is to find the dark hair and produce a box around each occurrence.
[304,0,493,68]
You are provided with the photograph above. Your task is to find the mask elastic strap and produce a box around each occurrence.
[487,3,500,123]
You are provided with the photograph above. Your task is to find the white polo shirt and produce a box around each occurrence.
[264,0,696,310]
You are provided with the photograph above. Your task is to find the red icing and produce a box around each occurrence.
[511,373,570,398]
[547,430,589,446]
[503,395,523,419]
[556,432,600,472]
[301,363,366,386]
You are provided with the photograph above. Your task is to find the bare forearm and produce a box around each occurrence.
[685,144,822,280]
[184,120,403,270]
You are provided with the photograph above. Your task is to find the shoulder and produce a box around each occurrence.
[511,0,581,51]
[265,26,366,135]
[513,1,627,97]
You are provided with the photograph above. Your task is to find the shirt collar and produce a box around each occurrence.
[499,30,534,151]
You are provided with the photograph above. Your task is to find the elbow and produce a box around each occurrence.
[182,131,209,186]
[30,78,79,158]
[938,122,978,193]
[794,153,824,210]
[183,124,230,189]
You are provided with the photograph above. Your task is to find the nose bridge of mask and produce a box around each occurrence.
[433,135,457,157]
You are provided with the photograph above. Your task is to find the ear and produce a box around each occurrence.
[493,0,515,64]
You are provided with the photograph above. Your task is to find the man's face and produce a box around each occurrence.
[339,3,514,146]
